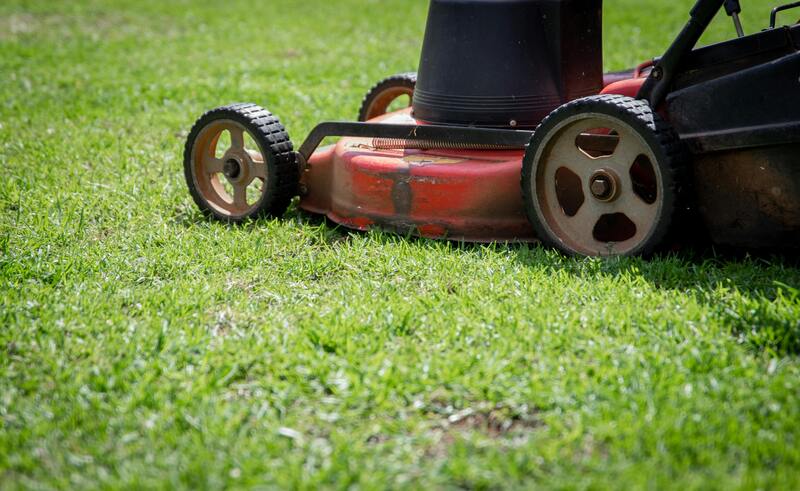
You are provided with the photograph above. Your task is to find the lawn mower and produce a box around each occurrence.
[183,0,800,256]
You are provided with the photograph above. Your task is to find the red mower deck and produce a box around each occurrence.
[299,111,536,242]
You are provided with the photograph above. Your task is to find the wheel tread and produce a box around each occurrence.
[358,72,417,122]
[521,94,690,256]
[183,103,299,222]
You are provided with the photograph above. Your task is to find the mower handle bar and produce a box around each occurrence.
[639,0,800,106]
[771,1,800,27]
[637,0,726,107]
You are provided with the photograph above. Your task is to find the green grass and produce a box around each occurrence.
[2,0,800,488]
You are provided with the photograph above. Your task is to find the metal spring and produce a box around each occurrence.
[371,138,522,151]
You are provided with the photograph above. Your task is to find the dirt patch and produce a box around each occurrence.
[363,401,542,454]
[423,403,543,459]
[444,405,541,437]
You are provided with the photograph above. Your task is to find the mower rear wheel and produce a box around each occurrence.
[358,72,416,121]
[183,103,298,222]
[521,94,685,256]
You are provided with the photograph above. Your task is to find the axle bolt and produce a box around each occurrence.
[651,66,663,80]
[590,176,612,199]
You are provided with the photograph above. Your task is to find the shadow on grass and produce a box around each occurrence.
[173,203,800,355]
[171,202,356,244]
[352,228,800,357]
[511,244,800,357]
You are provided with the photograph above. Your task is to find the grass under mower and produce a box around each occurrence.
[183,0,800,256]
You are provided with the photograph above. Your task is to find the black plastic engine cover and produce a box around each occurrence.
[412,0,603,128]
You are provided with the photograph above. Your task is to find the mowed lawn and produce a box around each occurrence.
[2,0,800,488]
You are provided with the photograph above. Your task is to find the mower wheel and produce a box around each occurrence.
[183,103,298,222]
[358,72,416,121]
[521,94,686,256]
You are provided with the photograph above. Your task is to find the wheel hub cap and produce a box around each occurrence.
[223,158,242,179]
[589,170,619,202]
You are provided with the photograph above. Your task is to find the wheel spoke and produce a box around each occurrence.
[251,163,266,180]
[232,183,248,209]
[615,163,635,198]
[549,124,602,182]
[609,127,643,172]
[567,201,604,252]
[550,123,589,160]
[203,154,224,174]
[618,192,658,243]
[549,156,596,184]
[229,126,245,151]
[243,149,266,181]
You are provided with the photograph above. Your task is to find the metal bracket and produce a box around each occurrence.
[724,0,745,37]
[296,121,533,161]
[637,0,726,107]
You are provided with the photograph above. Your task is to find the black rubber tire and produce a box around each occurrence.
[357,72,417,122]
[521,94,688,257]
[183,103,298,223]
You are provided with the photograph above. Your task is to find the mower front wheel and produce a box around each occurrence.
[521,94,686,256]
[358,72,416,121]
[183,103,298,222]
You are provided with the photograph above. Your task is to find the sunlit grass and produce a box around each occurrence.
[1,0,799,488]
